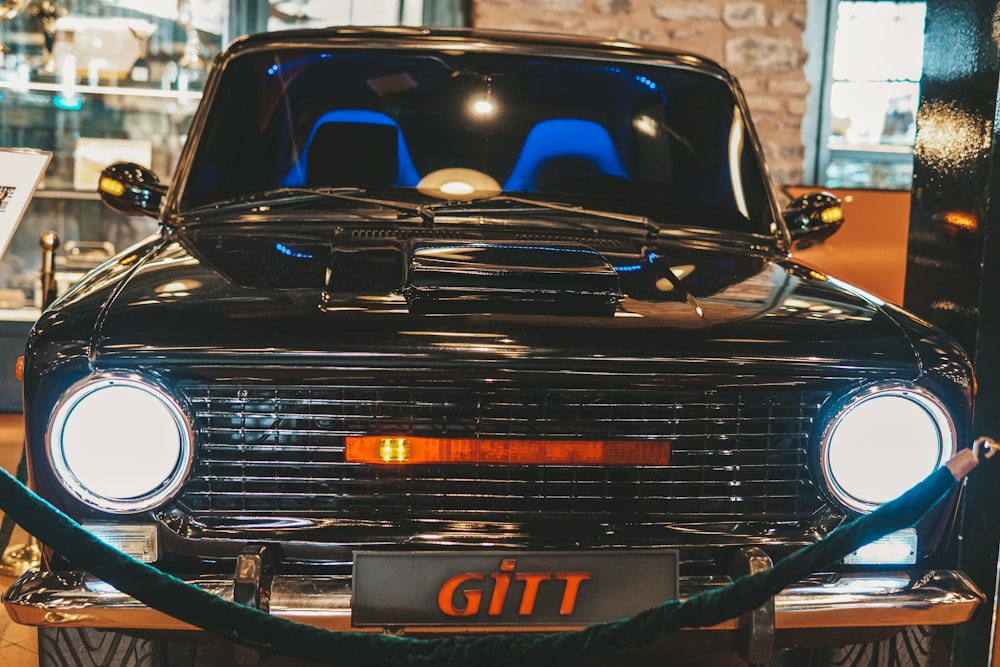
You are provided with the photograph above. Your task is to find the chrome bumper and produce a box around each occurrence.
[2,569,984,633]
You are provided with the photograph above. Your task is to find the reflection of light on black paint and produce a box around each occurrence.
[914,100,989,173]
[0,186,15,212]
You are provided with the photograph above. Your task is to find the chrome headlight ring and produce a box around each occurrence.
[818,383,956,514]
[46,373,194,514]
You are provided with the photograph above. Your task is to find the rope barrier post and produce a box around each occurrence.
[975,437,1000,667]
[0,443,39,577]
[0,230,59,576]
[39,230,60,310]
[232,544,279,666]
[731,546,775,664]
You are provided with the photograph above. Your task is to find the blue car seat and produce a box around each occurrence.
[503,118,628,192]
[283,110,420,187]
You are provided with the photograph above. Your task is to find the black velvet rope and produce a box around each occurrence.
[0,462,962,666]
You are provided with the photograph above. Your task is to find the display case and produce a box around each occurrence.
[0,85,198,312]
[0,1,464,411]
[0,0,234,412]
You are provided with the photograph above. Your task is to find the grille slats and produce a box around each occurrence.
[179,382,830,521]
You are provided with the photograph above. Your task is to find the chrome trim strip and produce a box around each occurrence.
[2,569,983,633]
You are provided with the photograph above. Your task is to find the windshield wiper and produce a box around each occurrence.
[429,195,660,238]
[185,187,434,224]
[314,188,434,224]
[186,189,659,236]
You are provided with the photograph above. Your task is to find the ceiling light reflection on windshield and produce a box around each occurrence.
[633,115,658,137]
[470,98,496,117]
[728,106,749,219]
[439,180,476,196]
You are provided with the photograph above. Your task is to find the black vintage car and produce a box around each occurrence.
[2,26,984,667]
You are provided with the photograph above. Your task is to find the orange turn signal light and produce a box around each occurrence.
[14,356,23,382]
[345,436,670,466]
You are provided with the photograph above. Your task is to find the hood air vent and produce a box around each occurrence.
[404,242,619,316]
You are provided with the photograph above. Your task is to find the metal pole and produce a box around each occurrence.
[39,230,58,309]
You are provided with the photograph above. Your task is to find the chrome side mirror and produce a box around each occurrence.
[783,192,844,250]
[97,162,166,218]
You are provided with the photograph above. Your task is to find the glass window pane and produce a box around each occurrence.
[832,1,925,83]
[829,81,919,146]
[268,1,416,29]
[822,1,926,190]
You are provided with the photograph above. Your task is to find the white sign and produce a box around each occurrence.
[0,148,52,260]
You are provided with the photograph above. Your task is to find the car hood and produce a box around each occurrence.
[87,226,920,376]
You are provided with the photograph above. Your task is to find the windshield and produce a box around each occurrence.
[179,48,775,235]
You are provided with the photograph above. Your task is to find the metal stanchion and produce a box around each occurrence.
[0,538,40,577]
[0,231,59,578]
[38,230,59,309]
[0,440,34,577]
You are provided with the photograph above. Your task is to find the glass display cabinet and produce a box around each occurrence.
[0,0,470,411]
[0,0,234,412]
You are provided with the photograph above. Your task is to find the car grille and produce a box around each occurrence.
[178,380,834,522]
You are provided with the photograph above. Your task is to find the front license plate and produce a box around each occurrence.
[352,549,678,627]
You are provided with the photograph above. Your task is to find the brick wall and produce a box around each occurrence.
[471,0,811,187]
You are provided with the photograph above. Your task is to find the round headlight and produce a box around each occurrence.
[48,375,193,513]
[819,385,955,513]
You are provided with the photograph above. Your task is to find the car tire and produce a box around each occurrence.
[814,625,935,667]
[37,626,196,667]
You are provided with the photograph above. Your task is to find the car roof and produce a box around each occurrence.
[223,25,729,76]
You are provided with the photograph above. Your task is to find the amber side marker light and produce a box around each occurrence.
[346,436,671,465]
[820,205,844,224]
[14,356,24,382]
[98,176,125,197]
